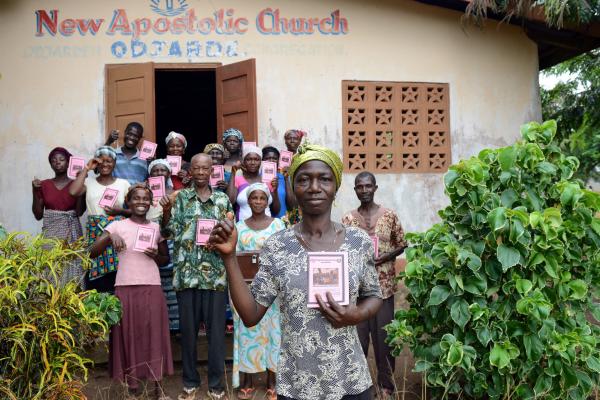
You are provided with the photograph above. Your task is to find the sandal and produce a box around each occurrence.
[265,388,277,400]
[177,387,198,400]
[237,387,255,399]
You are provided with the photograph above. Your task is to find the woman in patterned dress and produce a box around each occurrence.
[209,144,383,400]
[233,182,285,399]
[32,147,85,285]
[69,146,131,293]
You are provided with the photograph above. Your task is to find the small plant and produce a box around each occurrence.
[0,233,122,399]
[387,120,600,399]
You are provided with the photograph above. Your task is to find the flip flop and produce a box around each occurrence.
[237,387,255,399]
[265,388,277,400]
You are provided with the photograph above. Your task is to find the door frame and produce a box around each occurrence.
[104,62,222,144]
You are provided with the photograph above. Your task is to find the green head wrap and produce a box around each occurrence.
[289,144,343,190]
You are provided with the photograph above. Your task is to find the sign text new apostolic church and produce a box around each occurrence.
[34,0,349,59]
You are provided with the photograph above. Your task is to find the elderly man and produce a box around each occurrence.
[342,171,407,400]
[162,153,233,400]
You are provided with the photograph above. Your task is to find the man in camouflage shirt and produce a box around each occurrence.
[163,153,233,400]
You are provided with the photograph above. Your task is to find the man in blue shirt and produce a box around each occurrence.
[105,122,149,185]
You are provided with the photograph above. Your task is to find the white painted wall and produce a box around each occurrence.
[0,0,541,234]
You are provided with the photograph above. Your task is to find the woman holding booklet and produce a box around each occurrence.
[261,146,296,219]
[232,182,285,400]
[89,183,173,400]
[209,144,383,400]
[165,131,191,190]
[69,146,131,293]
[226,144,281,221]
[31,146,85,285]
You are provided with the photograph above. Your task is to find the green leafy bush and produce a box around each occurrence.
[0,233,122,399]
[387,121,600,399]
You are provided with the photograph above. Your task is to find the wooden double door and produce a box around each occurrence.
[105,59,258,149]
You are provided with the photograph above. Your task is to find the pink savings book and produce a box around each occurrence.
[166,155,182,175]
[98,188,119,208]
[371,235,379,258]
[279,150,293,168]
[133,225,156,252]
[307,252,350,308]
[67,156,85,179]
[148,176,165,204]
[210,165,224,187]
[261,161,277,184]
[196,219,216,246]
[139,140,157,160]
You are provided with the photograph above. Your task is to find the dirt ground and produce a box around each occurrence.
[83,280,423,400]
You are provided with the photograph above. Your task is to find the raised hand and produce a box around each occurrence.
[207,212,237,256]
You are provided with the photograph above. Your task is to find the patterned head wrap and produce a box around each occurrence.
[48,147,72,163]
[222,128,244,143]
[126,182,153,202]
[94,146,117,160]
[243,145,262,160]
[203,143,225,154]
[148,159,173,189]
[284,129,307,139]
[289,144,343,190]
[165,131,187,148]
[148,159,171,174]
[246,182,272,202]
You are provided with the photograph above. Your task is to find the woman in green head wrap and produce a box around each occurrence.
[208,143,384,400]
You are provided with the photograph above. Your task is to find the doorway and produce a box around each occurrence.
[155,69,216,158]
[105,59,258,159]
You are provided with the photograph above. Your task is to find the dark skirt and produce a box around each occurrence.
[109,285,174,388]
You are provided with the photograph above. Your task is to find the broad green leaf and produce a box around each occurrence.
[464,275,487,295]
[568,279,588,300]
[515,279,533,295]
[447,343,464,366]
[489,342,519,369]
[414,360,433,372]
[497,244,520,271]
[544,256,560,279]
[477,326,492,346]
[500,189,519,208]
[487,207,507,232]
[450,299,471,330]
[561,365,578,389]
[498,147,516,171]
[534,373,552,396]
[427,285,451,306]
[523,333,543,362]
[586,356,600,373]
[537,161,558,175]
[443,169,459,189]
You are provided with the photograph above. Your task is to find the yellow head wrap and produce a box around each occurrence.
[289,144,343,190]
[203,143,225,154]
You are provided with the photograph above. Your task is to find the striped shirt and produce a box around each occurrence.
[113,147,149,185]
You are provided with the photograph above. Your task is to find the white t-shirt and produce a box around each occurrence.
[84,177,130,216]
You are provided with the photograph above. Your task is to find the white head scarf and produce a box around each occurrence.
[246,182,272,201]
[242,145,262,160]
[148,158,173,189]
[165,131,187,148]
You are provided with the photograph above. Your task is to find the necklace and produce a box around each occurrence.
[295,222,343,252]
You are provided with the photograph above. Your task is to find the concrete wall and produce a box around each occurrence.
[0,0,541,234]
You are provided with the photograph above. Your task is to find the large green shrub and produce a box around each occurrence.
[0,233,121,399]
[387,121,600,399]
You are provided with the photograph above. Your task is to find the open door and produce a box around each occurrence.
[106,62,155,145]
[216,59,258,143]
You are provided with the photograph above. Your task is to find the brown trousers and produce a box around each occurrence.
[357,296,396,392]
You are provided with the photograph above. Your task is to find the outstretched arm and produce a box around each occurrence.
[208,214,268,327]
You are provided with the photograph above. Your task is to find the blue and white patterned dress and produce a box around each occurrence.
[232,218,286,388]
